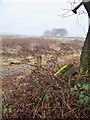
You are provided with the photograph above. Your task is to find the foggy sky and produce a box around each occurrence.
[0,0,88,37]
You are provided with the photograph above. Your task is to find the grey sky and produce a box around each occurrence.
[0,0,88,37]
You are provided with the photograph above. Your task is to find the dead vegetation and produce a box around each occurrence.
[1,36,90,119]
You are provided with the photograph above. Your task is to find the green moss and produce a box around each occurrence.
[80,52,90,76]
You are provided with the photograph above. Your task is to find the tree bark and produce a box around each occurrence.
[80,2,90,75]
[80,27,90,75]
[72,1,90,75]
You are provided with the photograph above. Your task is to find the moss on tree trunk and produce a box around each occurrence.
[80,27,90,75]
[72,1,90,76]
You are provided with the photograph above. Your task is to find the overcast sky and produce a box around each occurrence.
[0,0,89,37]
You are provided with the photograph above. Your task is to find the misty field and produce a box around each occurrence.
[1,36,90,119]
[2,37,82,77]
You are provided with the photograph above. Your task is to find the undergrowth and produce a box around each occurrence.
[2,66,90,120]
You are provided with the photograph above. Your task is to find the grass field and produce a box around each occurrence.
[2,36,83,76]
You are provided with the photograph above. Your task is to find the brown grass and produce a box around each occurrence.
[2,36,90,119]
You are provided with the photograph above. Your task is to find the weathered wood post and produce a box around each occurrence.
[72,0,90,76]
[34,54,42,70]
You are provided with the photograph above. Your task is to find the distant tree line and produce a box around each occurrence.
[43,28,68,37]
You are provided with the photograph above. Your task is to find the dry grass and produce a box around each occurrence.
[2,36,90,119]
